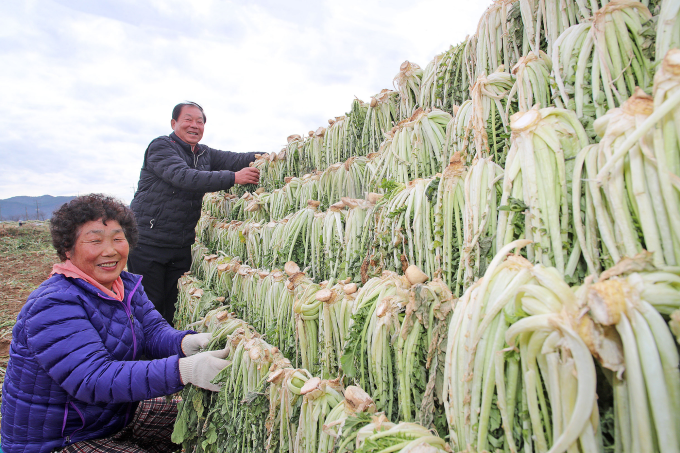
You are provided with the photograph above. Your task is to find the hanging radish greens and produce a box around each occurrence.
[172,2,680,452]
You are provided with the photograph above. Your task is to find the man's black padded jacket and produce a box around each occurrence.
[130,132,257,248]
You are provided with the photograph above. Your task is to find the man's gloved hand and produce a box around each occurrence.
[234,167,260,185]
[181,333,212,356]
[178,348,230,392]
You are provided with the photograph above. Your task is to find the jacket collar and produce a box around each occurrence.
[58,271,142,302]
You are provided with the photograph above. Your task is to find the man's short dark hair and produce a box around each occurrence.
[50,194,139,261]
[172,102,207,123]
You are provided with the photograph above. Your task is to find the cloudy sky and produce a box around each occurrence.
[1,0,489,204]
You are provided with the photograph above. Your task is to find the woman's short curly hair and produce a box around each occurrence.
[50,194,139,261]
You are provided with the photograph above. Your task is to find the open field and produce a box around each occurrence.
[0,222,60,412]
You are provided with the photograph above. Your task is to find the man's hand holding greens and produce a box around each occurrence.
[234,166,260,185]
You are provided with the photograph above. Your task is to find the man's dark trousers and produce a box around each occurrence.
[127,243,192,325]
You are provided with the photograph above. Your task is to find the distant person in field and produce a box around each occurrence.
[1,194,228,453]
[128,101,261,325]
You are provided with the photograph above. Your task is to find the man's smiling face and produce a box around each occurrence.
[171,105,205,146]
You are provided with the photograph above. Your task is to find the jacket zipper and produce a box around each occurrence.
[194,148,205,168]
[124,277,142,360]
[99,277,143,429]
[95,276,142,360]
[123,277,142,426]
[62,400,85,445]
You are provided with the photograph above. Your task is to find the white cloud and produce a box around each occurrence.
[0,0,490,204]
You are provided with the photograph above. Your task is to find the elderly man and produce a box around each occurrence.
[128,101,260,324]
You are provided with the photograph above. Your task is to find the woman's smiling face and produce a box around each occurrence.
[66,218,129,289]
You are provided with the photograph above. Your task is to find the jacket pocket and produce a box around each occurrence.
[149,204,162,229]
[61,401,86,446]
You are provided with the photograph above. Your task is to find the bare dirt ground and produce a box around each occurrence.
[0,222,60,412]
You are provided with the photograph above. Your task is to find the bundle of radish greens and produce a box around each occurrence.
[172,1,680,451]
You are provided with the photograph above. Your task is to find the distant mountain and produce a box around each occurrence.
[0,195,75,221]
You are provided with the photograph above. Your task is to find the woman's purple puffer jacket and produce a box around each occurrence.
[1,271,193,453]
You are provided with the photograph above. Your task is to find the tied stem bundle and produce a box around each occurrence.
[439,41,470,113]
[367,178,438,280]
[291,272,322,375]
[519,0,592,59]
[266,368,313,453]
[318,282,357,379]
[461,157,503,290]
[497,106,590,280]
[361,89,400,156]
[448,69,516,166]
[294,377,345,453]
[655,0,680,64]
[340,413,449,453]
[341,270,451,428]
[576,75,680,272]
[371,109,451,187]
[394,61,424,120]
[418,53,447,111]
[472,0,524,81]
[576,253,680,453]
[507,50,555,113]
[552,0,653,134]
[433,153,467,294]
[302,128,326,175]
[444,240,599,453]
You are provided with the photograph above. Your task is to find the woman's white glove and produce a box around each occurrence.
[178,348,230,392]
[181,333,212,356]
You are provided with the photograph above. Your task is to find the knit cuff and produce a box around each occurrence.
[178,356,194,386]
[180,334,191,356]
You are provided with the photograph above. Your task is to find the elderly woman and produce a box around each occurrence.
[1,194,226,453]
